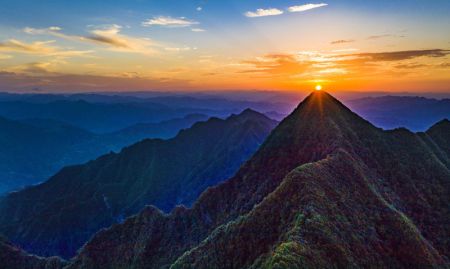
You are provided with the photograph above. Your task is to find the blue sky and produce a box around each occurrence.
[0,0,449,92]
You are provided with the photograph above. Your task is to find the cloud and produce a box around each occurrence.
[24,26,61,35]
[332,48,359,53]
[196,7,202,11]
[191,28,205,32]
[0,39,92,57]
[331,39,354,45]
[83,25,158,54]
[0,70,192,92]
[245,3,326,18]
[0,39,56,54]
[142,16,199,27]
[23,26,78,42]
[245,8,283,18]
[164,46,193,52]
[19,62,53,74]
[241,54,309,75]
[0,53,12,59]
[318,68,347,74]
[287,3,328,12]
[83,25,132,48]
[394,63,427,69]
[239,49,450,79]
[24,25,158,55]
[367,34,405,40]
[346,49,450,62]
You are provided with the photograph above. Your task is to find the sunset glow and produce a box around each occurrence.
[0,1,449,93]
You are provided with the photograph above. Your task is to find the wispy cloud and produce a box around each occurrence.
[24,25,158,55]
[142,16,199,27]
[241,54,309,74]
[0,70,192,92]
[17,62,53,74]
[191,28,205,32]
[84,25,131,48]
[287,3,328,12]
[0,39,92,57]
[0,39,56,54]
[84,25,158,54]
[24,26,60,35]
[245,8,283,18]
[0,53,12,59]
[347,49,450,62]
[394,63,427,69]
[245,3,327,18]
[367,34,405,40]
[330,39,354,45]
[164,46,194,52]
[196,7,202,11]
[240,49,450,78]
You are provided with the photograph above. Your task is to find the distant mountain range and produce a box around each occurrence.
[0,109,277,259]
[51,92,448,268]
[0,91,449,269]
[0,93,293,131]
[0,114,208,194]
[109,113,208,143]
[1,92,449,131]
[0,100,221,133]
[346,95,450,131]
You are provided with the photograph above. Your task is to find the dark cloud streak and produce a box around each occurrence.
[330,39,354,45]
[347,49,450,62]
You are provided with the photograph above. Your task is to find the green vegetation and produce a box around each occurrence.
[0,109,276,259]
[64,92,449,269]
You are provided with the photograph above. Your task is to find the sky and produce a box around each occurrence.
[0,0,449,93]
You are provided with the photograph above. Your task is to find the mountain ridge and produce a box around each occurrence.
[0,113,211,194]
[66,91,450,268]
[0,109,277,259]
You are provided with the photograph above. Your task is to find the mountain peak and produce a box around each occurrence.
[240,108,260,116]
[65,91,450,269]
[274,91,372,137]
[428,118,450,130]
[293,91,351,117]
[228,108,275,123]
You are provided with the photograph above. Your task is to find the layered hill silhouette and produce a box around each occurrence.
[60,91,449,268]
[0,109,276,259]
[347,95,450,131]
[0,113,208,193]
[0,236,65,269]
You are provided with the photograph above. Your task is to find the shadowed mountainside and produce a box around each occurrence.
[0,109,277,259]
[0,113,208,194]
[0,236,66,269]
[65,91,449,269]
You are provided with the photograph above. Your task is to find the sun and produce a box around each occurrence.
[315,84,322,91]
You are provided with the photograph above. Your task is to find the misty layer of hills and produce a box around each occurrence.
[0,92,294,194]
[0,114,209,194]
[0,91,448,269]
[0,92,448,131]
[346,96,450,131]
[1,92,448,194]
[0,93,294,132]
[0,109,277,259]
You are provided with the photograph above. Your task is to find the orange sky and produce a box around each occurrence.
[0,1,449,93]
